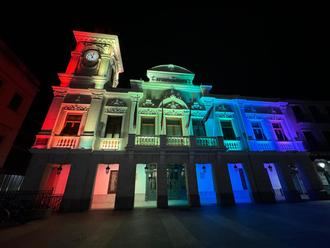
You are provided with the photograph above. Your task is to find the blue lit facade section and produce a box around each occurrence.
[195,164,217,205]
[227,163,253,203]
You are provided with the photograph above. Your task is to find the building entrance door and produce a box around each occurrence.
[167,164,188,206]
[134,163,157,208]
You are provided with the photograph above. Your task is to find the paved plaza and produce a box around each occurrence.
[1,201,330,248]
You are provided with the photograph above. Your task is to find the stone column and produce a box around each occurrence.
[213,154,235,206]
[60,151,94,212]
[157,152,168,208]
[244,154,275,203]
[185,154,200,207]
[38,88,65,147]
[79,90,104,149]
[114,152,136,210]
[21,152,49,191]
[276,160,301,202]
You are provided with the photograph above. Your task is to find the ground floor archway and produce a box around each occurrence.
[91,164,119,210]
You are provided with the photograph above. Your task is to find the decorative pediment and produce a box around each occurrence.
[191,101,205,110]
[163,89,183,100]
[160,94,188,110]
[64,94,92,104]
[141,99,156,108]
[107,98,127,107]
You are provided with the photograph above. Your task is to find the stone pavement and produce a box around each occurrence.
[1,201,330,248]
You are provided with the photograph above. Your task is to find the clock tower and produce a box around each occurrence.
[58,31,123,89]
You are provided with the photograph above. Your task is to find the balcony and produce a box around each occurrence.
[195,136,219,147]
[166,136,190,147]
[135,136,160,146]
[277,141,299,151]
[99,138,122,150]
[50,136,79,149]
[224,140,242,151]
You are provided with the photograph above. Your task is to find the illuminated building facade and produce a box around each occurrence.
[22,31,329,212]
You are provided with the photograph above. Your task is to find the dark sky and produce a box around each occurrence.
[1,8,329,101]
[1,8,329,172]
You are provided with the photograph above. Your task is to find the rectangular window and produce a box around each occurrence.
[239,168,248,190]
[220,120,236,140]
[272,123,288,141]
[166,119,182,136]
[251,122,267,141]
[108,170,118,194]
[192,119,206,136]
[105,116,122,138]
[292,105,306,122]
[8,93,23,112]
[140,117,155,136]
[61,114,82,136]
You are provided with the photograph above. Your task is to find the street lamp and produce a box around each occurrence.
[106,165,110,174]
[317,162,326,169]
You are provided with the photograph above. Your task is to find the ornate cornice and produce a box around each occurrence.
[245,112,284,120]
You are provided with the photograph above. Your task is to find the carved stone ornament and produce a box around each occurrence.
[104,106,127,114]
[163,89,182,100]
[216,104,232,112]
[191,101,205,110]
[164,101,183,109]
[53,89,67,97]
[216,112,235,119]
[62,104,89,111]
[191,110,205,117]
[107,98,127,107]
[138,108,158,115]
[141,99,156,108]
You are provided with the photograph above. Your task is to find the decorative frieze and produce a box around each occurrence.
[104,106,127,114]
[62,104,89,111]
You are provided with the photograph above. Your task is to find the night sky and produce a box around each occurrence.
[1,8,329,173]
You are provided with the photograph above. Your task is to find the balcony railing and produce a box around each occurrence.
[135,136,160,146]
[277,141,296,151]
[224,140,242,151]
[195,136,218,147]
[99,138,122,150]
[251,140,274,151]
[167,136,190,146]
[51,136,79,149]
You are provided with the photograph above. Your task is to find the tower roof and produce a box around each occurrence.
[149,64,193,74]
[147,64,195,84]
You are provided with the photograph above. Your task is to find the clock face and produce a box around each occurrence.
[84,50,99,63]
